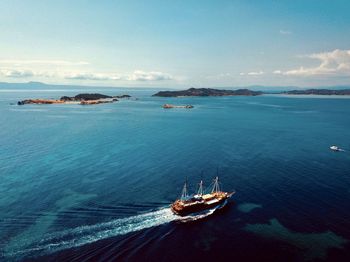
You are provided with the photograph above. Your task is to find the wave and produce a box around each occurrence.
[4,204,224,260]
[178,200,227,223]
[9,108,48,112]
[245,102,286,108]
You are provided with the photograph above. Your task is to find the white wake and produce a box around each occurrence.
[5,205,223,259]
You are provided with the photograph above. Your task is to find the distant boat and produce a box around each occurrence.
[330,145,345,152]
[163,104,194,109]
[171,177,234,216]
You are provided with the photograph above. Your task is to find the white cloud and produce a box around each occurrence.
[284,49,350,76]
[128,70,173,81]
[247,71,264,76]
[273,70,282,74]
[0,68,34,78]
[239,71,264,76]
[0,67,173,82]
[280,30,292,35]
[65,70,173,81]
[0,58,173,82]
[0,60,89,66]
[64,72,121,81]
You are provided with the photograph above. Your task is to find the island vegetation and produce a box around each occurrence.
[153,87,350,97]
[13,86,350,107]
[153,88,263,97]
[17,93,131,105]
[281,89,350,95]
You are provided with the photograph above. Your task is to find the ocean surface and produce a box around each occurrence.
[1,86,350,261]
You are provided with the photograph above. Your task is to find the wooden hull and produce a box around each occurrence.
[171,192,233,216]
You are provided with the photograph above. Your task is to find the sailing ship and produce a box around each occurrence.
[171,177,235,216]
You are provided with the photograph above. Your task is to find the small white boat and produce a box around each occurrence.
[330,145,345,152]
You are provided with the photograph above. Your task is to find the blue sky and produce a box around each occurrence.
[1,0,350,88]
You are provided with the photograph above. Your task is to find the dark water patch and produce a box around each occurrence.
[245,218,347,261]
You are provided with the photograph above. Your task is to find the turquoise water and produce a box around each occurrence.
[1,87,350,261]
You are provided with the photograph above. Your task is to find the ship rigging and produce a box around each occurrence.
[171,177,234,216]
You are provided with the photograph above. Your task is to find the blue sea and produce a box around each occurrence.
[1,86,350,261]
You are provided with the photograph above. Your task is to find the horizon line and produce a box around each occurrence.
[0,81,350,90]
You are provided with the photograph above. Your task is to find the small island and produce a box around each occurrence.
[17,93,131,105]
[281,89,350,95]
[153,88,263,97]
[163,104,194,109]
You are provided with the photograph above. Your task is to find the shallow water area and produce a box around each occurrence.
[1,87,350,261]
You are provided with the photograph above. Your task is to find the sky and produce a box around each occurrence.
[0,0,350,88]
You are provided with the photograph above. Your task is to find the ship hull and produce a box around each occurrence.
[171,192,233,216]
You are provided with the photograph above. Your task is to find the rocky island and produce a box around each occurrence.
[153,88,263,97]
[281,89,350,95]
[17,93,131,105]
[163,104,194,109]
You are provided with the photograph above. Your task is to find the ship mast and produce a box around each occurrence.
[211,176,221,193]
[197,180,204,196]
[180,180,188,200]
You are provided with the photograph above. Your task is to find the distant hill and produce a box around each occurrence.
[206,85,350,92]
[153,87,263,97]
[0,81,47,88]
[1,82,350,95]
[0,81,112,89]
[282,89,350,95]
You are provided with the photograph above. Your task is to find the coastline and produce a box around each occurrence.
[265,94,350,99]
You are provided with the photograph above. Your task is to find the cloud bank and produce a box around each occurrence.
[0,58,173,82]
[0,68,34,78]
[0,68,173,82]
[240,71,264,76]
[0,60,89,66]
[128,70,172,81]
[64,72,122,81]
[283,49,350,76]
